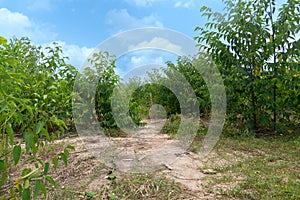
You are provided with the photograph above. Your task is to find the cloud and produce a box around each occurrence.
[116,53,165,77]
[115,50,178,77]
[26,0,53,11]
[0,8,57,43]
[106,9,163,31]
[44,41,94,68]
[125,0,195,8]
[128,37,183,54]
[124,0,167,7]
[0,8,93,68]
[130,55,163,66]
[174,0,194,8]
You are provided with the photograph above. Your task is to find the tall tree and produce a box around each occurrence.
[195,0,300,132]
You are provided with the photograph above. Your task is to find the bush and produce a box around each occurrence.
[0,37,75,199]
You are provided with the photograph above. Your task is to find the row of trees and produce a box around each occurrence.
[196,0,300,133]
[112,0,300,134]
[1,0,300,198]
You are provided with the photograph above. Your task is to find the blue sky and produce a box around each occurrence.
[0,0,224,45]
[0,0,224,70]
[0,0,287,76]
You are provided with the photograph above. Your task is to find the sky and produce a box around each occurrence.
[0,0,287,77]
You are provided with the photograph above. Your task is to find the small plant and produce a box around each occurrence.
[85,191,97,199]
[162,114,181,137]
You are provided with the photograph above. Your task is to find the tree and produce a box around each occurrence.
[73,51,120,130]
[195,0,300,133]
[0,37,75,199]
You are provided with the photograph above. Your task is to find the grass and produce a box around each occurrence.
[31,138,190,200]
[200,132,300,200]
[44,128,299,199]
[2,123,299,199]
[45,173,187,200]
[101,174,185,200]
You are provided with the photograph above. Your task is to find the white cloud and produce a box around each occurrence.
[26,0,53,11]
[116,54,164,77]
[0,8,57,43]
[128,37,183,54]
[131,55,163,66]
[115,50,178,77]
[0,8,93,68]
[44,41,94,68]
[106,9,163,31]
[124,0,167,7]
[125,0,195,8]
[174,0,194,8]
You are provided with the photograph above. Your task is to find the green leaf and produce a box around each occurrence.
[13,145,22,165]
[64,149,69,157]
[18,181,23,192]
[41,128,50,141]
[24,179,30,189]
[43,162,50,175]
[25,133,34,153]
[0,36,7,45]
[44,175,56,186]
[60,152,68,166]
[0,160,4,173]
[6,123,14,145]
[22,188,31,200]
[85,191,96,198]
[0,103,8,113]
[33,180,41,200]
[0,171,8,186]
[66,145,75,150]
[32,144,37,156]
[52,157,58,170]
[106,173,116,181]
[40,181,47,197]
[36,121,44,135]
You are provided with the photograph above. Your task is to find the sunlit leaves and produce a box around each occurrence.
[195,0,300,132]
[0,37,76,198]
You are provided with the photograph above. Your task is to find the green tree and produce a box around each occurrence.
[166,56,210,115]
[0,37,75,199]
[196,0,300,133]
[74,51,120,129]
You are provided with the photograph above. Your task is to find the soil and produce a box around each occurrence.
[51,119,230,199]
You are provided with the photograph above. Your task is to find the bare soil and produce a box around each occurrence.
[49,119,238,199]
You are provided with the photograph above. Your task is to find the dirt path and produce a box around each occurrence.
[55,119,220,199]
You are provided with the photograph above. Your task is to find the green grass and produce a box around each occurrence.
[201,132,300,200]
[103,174,185,200]
[46,130,299,199]
[45,173,188,200]
[4,123,299,200]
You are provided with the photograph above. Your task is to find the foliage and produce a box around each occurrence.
[0,37,75,199]
[132,82,180,117]
[166,57,211,115]
[84,52,120,129]
[128,55,212,121]
[162,114,181,137]
[110,77,147,131]
[1,0,300,197]
[201,132,300,199]
[195,0,300,133]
